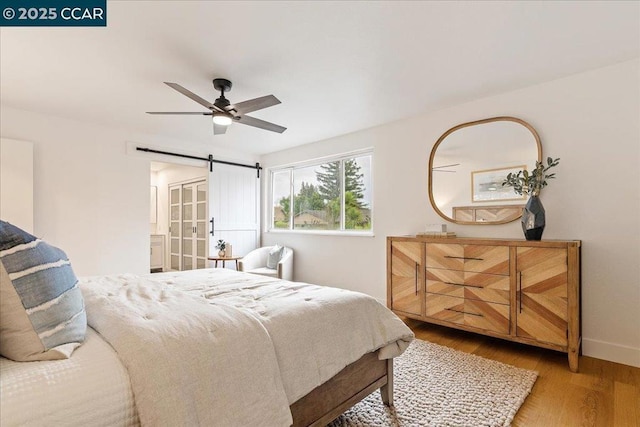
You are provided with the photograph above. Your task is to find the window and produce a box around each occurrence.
[269,151,372,233]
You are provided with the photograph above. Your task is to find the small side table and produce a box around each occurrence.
[208,256,242,269]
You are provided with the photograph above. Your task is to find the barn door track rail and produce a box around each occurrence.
[136,146,262,177]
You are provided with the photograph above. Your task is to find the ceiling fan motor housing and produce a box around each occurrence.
[214,97,231,109]
[212,78,232,109]
[212,78,232,93]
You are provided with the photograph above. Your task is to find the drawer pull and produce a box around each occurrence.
[445,308,483,317]
[415,263,419,295]
[444,281,483,289]
[444,256,484,261]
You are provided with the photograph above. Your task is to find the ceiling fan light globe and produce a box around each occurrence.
[213,115,232,126]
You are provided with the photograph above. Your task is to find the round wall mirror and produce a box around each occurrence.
[428,117,542,225]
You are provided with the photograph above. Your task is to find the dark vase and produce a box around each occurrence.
[521,195,545,240]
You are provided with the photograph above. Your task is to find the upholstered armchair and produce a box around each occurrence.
[238,246,294,281]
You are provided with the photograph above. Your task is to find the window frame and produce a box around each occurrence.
[267,149,374,236]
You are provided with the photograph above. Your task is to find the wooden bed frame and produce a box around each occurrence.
[290,351,394,426]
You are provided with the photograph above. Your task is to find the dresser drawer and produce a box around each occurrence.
[426,243,510,275]
[425,293,509,335]
[426,268,510,305]
[463,271,510,305]
[426,268,465,297]
[425,244,464,270]
[464,298,510,335]
[425,294,465,324]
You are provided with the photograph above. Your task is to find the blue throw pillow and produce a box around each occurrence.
[0,220,86,361]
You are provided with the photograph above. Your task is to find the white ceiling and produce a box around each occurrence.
[1,1,638,156]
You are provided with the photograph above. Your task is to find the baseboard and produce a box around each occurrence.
[582,338,640,368]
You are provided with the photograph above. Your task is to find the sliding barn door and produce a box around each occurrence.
[209,164,260,259]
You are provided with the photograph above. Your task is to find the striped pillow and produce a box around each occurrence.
[0,221,86,361]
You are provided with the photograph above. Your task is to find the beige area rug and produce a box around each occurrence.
[329,339,538,427]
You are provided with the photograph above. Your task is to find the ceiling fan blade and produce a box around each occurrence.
[234,115,286,133]
[231,95,281,115]
[146,112,213,115]
[433,163,460,169]
[213,123,228,135]
[164,82,223,112]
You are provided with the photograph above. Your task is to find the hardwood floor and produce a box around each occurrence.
[406,320,640,427]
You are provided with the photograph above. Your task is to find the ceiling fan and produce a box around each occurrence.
[147,79,286,135]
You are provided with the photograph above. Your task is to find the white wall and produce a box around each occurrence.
[0,107,256,276]
[261,59,640,367]
[0,138,34,232]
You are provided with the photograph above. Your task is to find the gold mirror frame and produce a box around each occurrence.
[428,116,542,225]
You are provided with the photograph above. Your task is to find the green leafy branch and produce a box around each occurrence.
[502,157,560,197]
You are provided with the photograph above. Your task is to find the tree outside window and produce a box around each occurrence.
[270,153,372,232]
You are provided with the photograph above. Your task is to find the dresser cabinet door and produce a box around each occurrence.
[390,241,423,316]
[516,247,568,346]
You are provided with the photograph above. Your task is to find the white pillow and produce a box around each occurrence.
[266,245,285,269]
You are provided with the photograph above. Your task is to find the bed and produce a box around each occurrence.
[0,268,413,426]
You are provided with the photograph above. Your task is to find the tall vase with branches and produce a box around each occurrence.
[502,157,560,240]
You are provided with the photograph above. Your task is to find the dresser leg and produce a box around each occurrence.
[568,350,579,373]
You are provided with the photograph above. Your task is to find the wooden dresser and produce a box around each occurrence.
[387,236,581,371]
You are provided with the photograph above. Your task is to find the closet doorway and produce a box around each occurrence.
[169,180,208,270]
[150,161,208,272]
[150,159,260,273]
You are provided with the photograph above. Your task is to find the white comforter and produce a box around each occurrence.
[80,269,413,426]
[81,274,292,427]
